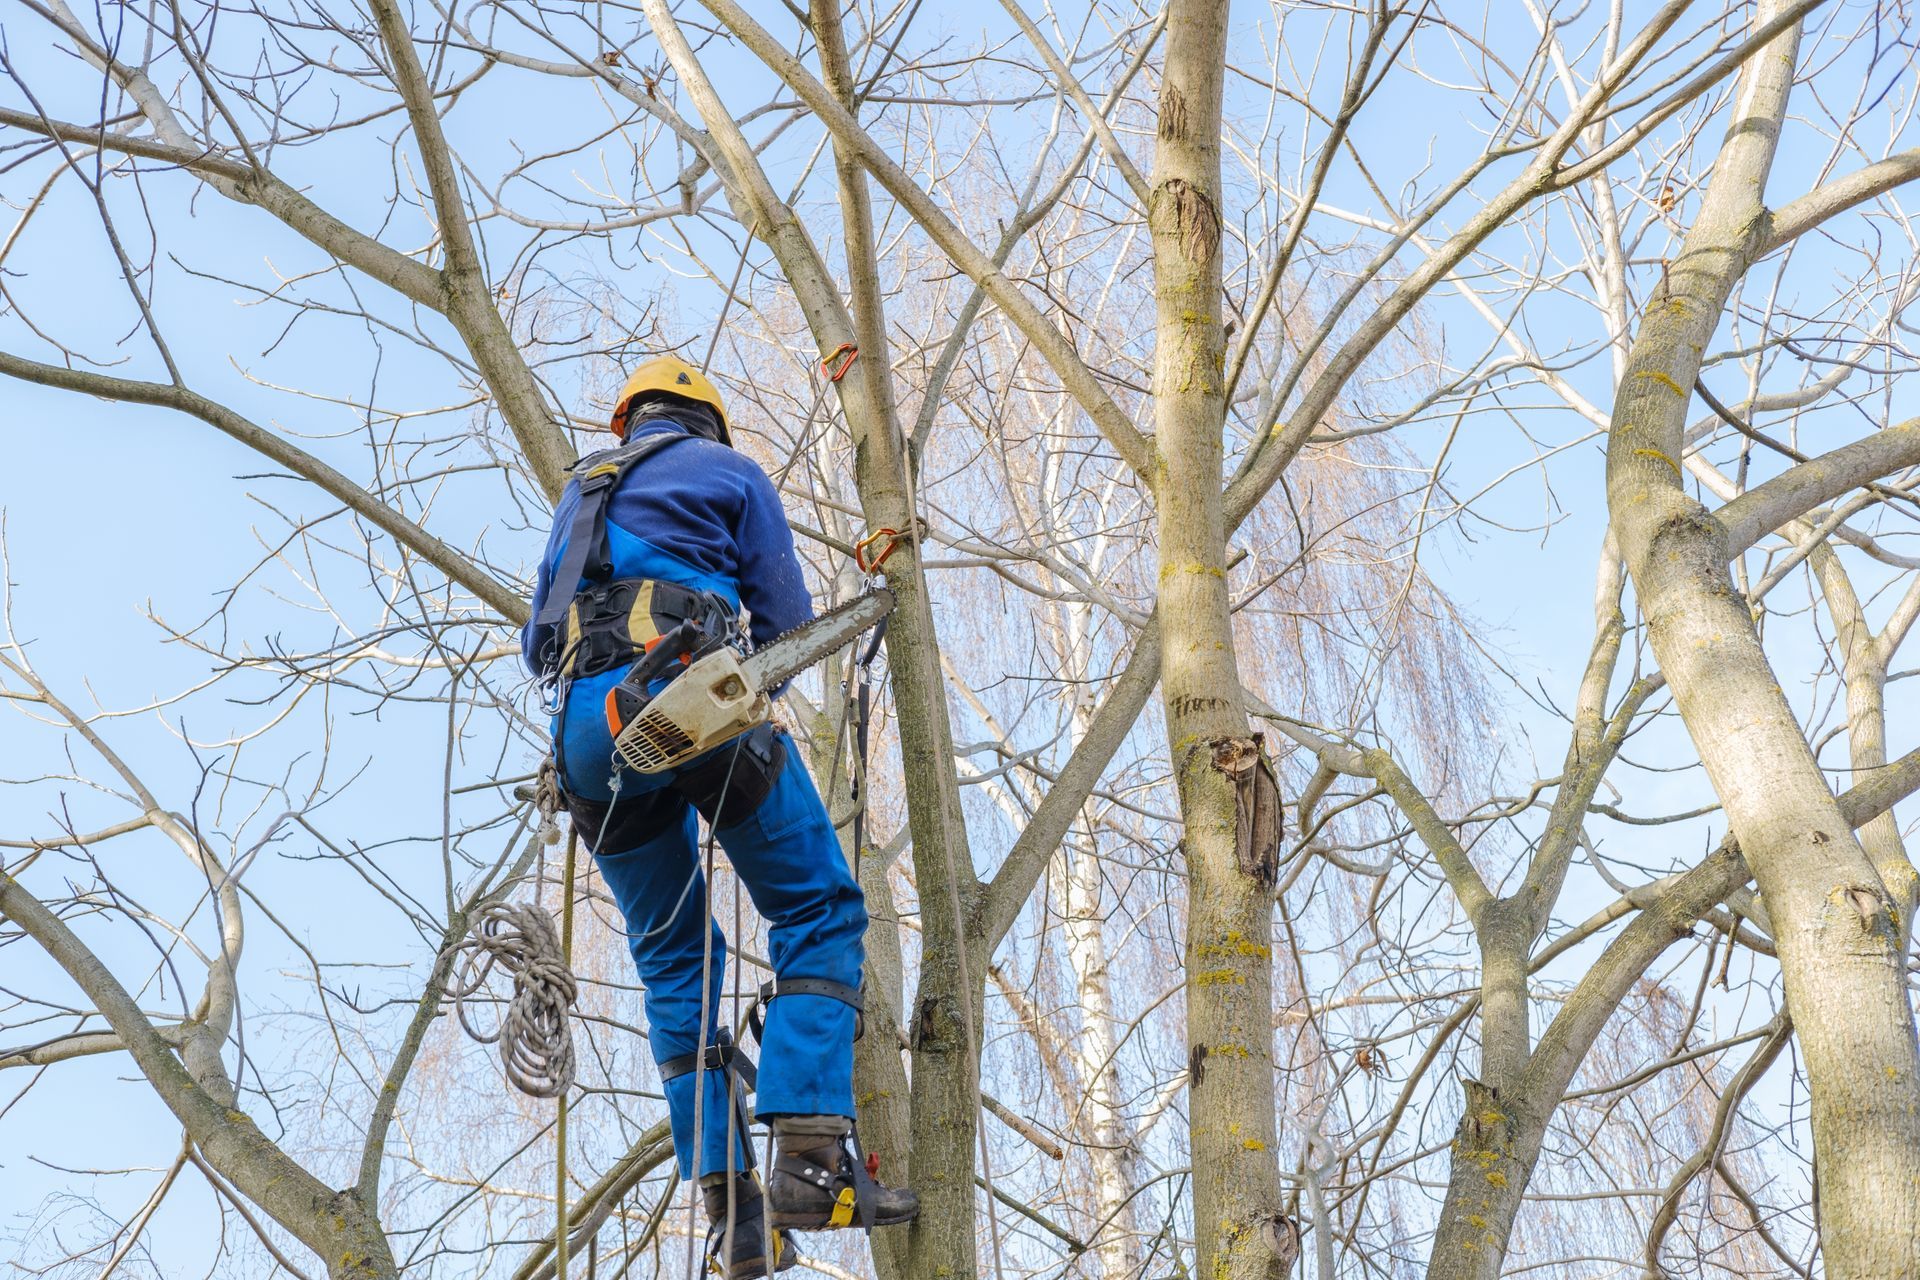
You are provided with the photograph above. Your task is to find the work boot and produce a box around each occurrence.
[700,1173,799,1280]
[766,1120,919,1230]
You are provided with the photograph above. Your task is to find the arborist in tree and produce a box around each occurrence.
[523,356,918,1279]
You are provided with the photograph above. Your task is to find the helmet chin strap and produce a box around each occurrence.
[622,396,730,447]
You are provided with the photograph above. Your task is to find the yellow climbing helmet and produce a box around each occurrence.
[609,355,730,443]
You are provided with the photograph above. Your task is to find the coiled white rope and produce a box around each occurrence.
[452,897,579,1098]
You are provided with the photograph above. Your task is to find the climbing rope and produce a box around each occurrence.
[483,761,583,1277]
[452,890,579,1099]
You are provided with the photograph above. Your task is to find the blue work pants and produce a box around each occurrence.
[561,709,865,1181]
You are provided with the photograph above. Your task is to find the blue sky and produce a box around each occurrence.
[3,0,1916,1273]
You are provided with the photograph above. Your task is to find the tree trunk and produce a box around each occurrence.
[804,627,913,1280]
[1062,837,1144,1275]
[807,10,988,1280]
[1809,543,1920,932]
[0,871,400,1279]
[1605,4,1920,1271]
[1059,603,1146,1273]
[1149,5,1288,1279]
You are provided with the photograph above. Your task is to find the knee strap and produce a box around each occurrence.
[658,1039,759,1090]
[748,977,865,1045]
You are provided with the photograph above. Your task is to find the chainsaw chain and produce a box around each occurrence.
[748,590,891,684]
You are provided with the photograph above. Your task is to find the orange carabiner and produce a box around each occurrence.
[854,526,904,573]
[821,342,859,383]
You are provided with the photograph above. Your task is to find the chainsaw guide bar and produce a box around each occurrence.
[611,588,894,775]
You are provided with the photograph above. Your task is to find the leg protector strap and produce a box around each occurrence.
[748,977,865,1045]
[660,1032,759,1169]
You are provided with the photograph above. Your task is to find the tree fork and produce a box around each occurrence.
[1604,3,1920,1270]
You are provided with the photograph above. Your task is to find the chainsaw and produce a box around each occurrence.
[606,587,894,774]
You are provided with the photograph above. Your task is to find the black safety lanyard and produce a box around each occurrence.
[849,614,888,883]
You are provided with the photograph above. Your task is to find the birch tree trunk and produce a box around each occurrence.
[1058,603,1145,1276]
[1149,5,1287,1278]
[1060,834,1145,1276]
[1605,4,1920,1270]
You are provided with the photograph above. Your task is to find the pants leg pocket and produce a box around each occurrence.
[671,724,787,829]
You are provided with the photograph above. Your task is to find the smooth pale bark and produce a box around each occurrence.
[1808,543,1919,927]
[1061,833,1145,1277]
[1055,603,1144,1276]
[1421,551,1655,1277]
[1422,739,1920,1278]
[1762,147,1920,252]
[1605,2,1920,1270]
[1148,6,1287,1280]
[1716,416,1920,555]
[1421,844,1752,1280]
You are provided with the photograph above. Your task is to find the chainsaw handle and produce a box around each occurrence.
[605,620,700,733]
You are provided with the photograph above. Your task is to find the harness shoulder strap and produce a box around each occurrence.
[534,430,693,627]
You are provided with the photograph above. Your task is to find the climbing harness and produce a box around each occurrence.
[533,429,746,796]
[514,427,912,1269]
[567,576,739,686]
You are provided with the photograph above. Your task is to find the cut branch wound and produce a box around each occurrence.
[1211,736,1282,893]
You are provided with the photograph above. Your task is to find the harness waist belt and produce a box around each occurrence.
[561,576,736,680]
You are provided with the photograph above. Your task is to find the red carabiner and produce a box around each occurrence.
[821,342,859,383]
[854,526,904,573]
